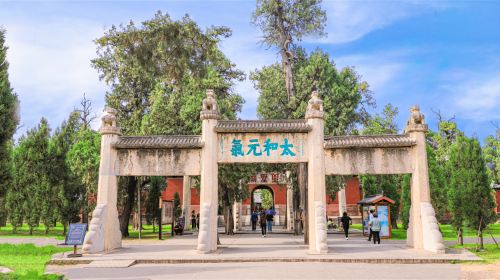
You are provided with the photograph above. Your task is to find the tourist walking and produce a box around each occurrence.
[196,213,200,230]
[340,212,352,239]
[251,210,258,231]
[367,209,374,241]
[266,208,274,232]
[260,211,267,237]
[191,210,197,231]
[369,213,381,244]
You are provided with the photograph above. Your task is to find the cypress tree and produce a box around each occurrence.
[0,29,19,227]
[6,144,25,232]
[49,112,82,234]
[448,136,495,246]
[17,118,51,234]
[400,174,411,229]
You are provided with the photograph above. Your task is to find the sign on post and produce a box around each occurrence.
[65,223,87,258]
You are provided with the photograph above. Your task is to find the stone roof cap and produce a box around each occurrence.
[324,134,416,149]
[215,120,311,133]
[114,135,203,149]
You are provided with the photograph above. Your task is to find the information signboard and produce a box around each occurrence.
[65,223,87,245]
[377,206,390,237]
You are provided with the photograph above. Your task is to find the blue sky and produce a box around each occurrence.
[1,0,499,141]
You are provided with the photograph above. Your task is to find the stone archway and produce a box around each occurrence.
[84,89,444,255]
[251,185,275,212]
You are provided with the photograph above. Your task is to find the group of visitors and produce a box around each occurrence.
[250,208,275,237]
[190,210,200,231]
[367,209,381,244]
[334,210,382,244]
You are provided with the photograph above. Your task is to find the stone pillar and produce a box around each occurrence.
[233,201,242,231]
[338,187,346,215]
[182,176,192,230]
[286,186,294,231]
[83,107,122,253]
[306,91,328,254]
[405,106,445,253]
[197,89,219,253]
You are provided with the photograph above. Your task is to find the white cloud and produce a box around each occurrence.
[316,1,451,44]
[336,53,406,94]
[4,17,107,136]
[220,28,276,119]
[450,75,500,121]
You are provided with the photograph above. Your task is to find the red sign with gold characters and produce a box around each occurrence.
[248,172,286,184]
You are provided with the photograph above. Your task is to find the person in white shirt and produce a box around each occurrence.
[367,209,374,242]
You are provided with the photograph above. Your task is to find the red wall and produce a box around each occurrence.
[242,184,287,205]
[161,176,362,216]
[161,177,200,205]
[496,190,500,214]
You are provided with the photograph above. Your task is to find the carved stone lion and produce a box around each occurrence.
[102,107,117,127]
[202,89,217,112]
[408,105,425,126]
[307,91,323,112]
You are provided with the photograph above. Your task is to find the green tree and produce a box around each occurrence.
[427,144,448,222]
[483,128,500,185]
[400,174,411,229]
[49,111,83,234]
[360,104,401,228]
[218,164,254,234]
[253,49,373,134]
[0,29,19,227]
[145,176,166,232]
[448,136,496,247]
[173,192,182,220]
[12,118,51,234]
[260,189,273,210]
[67,129,100,224]
[252,0,326,100]
[92,12,245,237]
[6,144,24,232]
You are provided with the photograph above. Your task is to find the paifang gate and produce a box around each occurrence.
[82,89,445,255]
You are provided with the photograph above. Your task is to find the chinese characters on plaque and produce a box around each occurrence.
[230,138,296,157]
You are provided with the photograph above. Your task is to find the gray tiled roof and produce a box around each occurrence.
[215,120,311,133]
[114,135,203,149]
[324,134,416,149]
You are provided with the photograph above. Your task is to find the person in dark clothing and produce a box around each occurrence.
[260,211,267,237]
[191,210,197,231]
[266,208,274,232]
[196,213,200,230]
[251,211,258,231]
[340,212,352,239]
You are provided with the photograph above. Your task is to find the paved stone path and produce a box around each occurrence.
[50,232,479,264]
[48,262,464,280]
[0,237,66,247]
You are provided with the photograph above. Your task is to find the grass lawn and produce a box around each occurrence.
[0,243,72,279]
[126,224,172,239]
[0,224,66,240]
[350,223,500,241]
[450,243,500,263]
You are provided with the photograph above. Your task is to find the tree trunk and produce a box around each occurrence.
[224,205,234,235]
[29,226,33,235]
[63,223,67,236]
[298,163,308,244]
[120,177,137,237]
[458,227,463,245]
[479,229,484,250]
[391,219,398,229]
